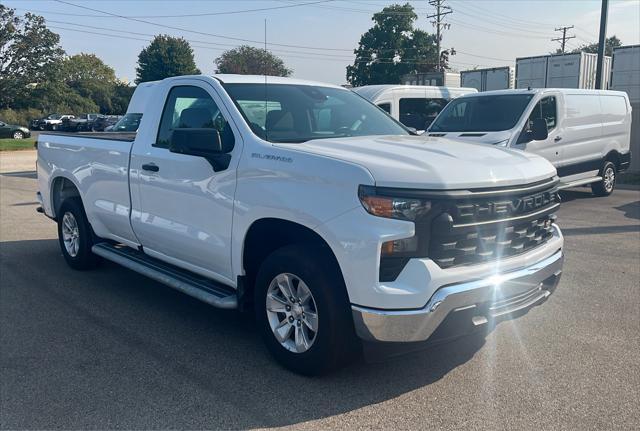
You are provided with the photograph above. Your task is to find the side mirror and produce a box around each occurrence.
[530,118,548,141]
[169,128,234,171]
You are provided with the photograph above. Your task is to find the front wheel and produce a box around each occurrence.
[57,198,100,270]
[254,245,359,375]
[591,161,616,196]
[12,131,24,139]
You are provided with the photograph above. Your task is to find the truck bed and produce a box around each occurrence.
[39,132,137,142]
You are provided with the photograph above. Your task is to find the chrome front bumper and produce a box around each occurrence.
[352,250,564,343]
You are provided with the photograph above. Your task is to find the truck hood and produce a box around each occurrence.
[426,130,513,145]
[288,135,556,189]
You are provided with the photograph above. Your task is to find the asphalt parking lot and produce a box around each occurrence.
[1,154,639,430]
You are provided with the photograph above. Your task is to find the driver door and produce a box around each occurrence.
[130,81,241,284]
[511,95,562,168]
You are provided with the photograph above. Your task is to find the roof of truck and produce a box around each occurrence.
[211,74,344,89]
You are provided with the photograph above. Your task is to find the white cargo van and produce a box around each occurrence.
[353,85,477,132]
[427,88,632,195]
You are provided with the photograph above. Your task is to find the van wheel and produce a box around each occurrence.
[254,245,359,375]
[57,198,100,270]
[591,161,616,196]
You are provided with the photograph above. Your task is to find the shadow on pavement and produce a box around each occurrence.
[615,201,640,221]
[561,224,640,236]
[1,239,485,429]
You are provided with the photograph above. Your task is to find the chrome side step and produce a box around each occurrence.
[558,176,601,190]
[92,243,238,309]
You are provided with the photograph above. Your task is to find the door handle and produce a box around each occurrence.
[141,163,159,172]
[554,136,562,142]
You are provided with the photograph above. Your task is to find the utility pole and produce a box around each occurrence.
[552,25,575,54]
[427,0,452,71]
[595,0,609,89]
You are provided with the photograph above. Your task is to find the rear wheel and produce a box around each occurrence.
[12,131,24,139]
[57,198,100,270]
[591,161,616,196]
[254,245,359,375]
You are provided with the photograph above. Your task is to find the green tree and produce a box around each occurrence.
[61,53,118,113]
[346,3,447,86]
[111,81,135,114]
[136,35,200,83]
[568,35,622,57]
[214,45,292,76]
[0,5,64,109]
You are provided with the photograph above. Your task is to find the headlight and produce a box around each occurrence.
[359,185,434,281]
[358,185,431,221]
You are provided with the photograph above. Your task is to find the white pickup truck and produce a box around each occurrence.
[37,75,564,375]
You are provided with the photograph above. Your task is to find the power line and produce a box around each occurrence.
[16,1,336,19]
[45,19,357,59]
[52,0,354,52]
[427,0,453,71]
[447,18,550,40]
[552,25,576,53]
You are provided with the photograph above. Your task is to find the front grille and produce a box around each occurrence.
[429,213,556,269]
[419,180,560,270]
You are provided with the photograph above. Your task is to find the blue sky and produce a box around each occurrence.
[5,0,640,84]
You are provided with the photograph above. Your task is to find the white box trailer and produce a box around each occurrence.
[611,44,640,103]
[460,66,514,91]
[401,72,461,87]
[516,52,611,89]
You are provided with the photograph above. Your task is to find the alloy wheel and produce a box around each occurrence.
[265,273,319,353]
[603,166,615,193]
[61,212,80,257]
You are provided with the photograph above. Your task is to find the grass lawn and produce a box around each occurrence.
[0,138,36,151]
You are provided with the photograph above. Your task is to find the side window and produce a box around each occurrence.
[399,98,448,129]
[527,96,557,132]
[156,86,229,148]
[377,103,391,114]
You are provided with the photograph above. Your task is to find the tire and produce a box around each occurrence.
[12,131,24,139]
[57,198,100,270]
[254,244,359,375]
[591,160,616,196]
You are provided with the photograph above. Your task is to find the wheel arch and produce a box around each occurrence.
[240,217,345,309]
[49,175,82,220]
[604,150,621,170]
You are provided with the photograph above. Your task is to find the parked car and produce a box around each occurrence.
[36,74,564,375]
[0,120,31,139]
[353,85,477,132]
[36,114,75,131]
[31,114,58,130]
[104,113,142,132]
[92,115,122,132]
[427,88,632,196]
[62,113,102,132]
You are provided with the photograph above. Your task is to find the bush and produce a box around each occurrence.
[0,108,46,127]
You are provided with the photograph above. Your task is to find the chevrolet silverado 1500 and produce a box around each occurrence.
[37,75,564,375]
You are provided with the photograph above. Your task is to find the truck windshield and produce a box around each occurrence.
[429,94,534,132]
[223,83,409,143]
